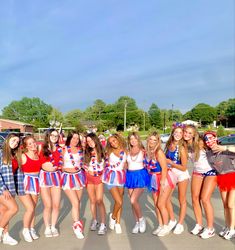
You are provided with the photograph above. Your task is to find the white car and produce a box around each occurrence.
[160,133,170,143]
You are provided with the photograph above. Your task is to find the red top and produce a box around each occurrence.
[12,158,18,174]
[22,153,41,173]
[39,147,62,167]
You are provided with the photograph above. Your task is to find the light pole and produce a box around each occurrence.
[143,111,146,131]
[171,104,174,122]
[124,100,127,131]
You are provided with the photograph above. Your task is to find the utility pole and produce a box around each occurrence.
[163,112,166,133]
[143,111,146,131]
[171,104,174,122]
[124,100,127,131]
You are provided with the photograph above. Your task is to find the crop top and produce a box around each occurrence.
[21,153,41,173]
[39,147,62,168]
[127,151,145,171]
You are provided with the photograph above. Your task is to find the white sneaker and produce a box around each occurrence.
[168,220,177,231]
[30,228,39,240]
[90,220,99,231]
[173,224,184,235]
[139,217,146,233]
[200,228,215,239]
[109,213,116,230]
[73,221,84,239]
[157,225,170,237]
[191,224,203,235]
[132,222,139,234]
[98,223,107,235]
[51,227,59,237]
[22,228,33,243]
[152,225,163,235]
[44,227,53,238]
[115,223,122,234]
[219,226,228,237]
[224,229,235,240]
[2,233,18,246]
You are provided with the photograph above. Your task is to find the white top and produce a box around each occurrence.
[108,152,127,171]
[87,159,104,172]
[63,149,83,169]
[127,151,145,171]
[193,149,213,173]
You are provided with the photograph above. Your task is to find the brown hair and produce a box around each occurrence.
[127,132,144,151]
[84,133,105,164]
[42,129,59,157]
[2,133,21,167]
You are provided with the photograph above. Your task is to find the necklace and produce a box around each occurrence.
[106,151,125,169]
[130,149,140,162]
[90,150,103,176]
[67,146,84,170]
[48,145,63,170]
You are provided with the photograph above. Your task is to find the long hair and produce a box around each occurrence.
[65,130,81,148]
[146,131,161,160]
[106,133,127,156]
[183,124,200,161]
[127,132,144,151]
[164,127,184,160]
[84,133,105,164]
[2,133,21,167]
[42,129,59,157]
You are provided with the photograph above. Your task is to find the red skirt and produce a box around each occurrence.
[86,172,102,185]
[217,172,235,191]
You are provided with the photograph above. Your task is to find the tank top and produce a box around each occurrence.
[63,147,83,170]
[127,151,145,171]
[12,158,18,174]
[166,146,181,164]
[22,153,41,173]
[144,156,162,173]
[107,152,127,171]
[194,150,213,173]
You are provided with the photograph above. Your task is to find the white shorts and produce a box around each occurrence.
[171,168,190,183]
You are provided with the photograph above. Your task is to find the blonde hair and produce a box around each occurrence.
[146,131,161,160]
[127,132,144,151]
[106,133,127,156]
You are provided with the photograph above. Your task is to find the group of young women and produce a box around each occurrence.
[0,124,234,246]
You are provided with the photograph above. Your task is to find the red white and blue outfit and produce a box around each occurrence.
[84,153,104,185]
[144,156,176,193]
[165,145,190,183]
[61,147,86,190]
[39,146,63,188]
[22,153,41,195]
[125,151,150,189]
[102,151,127,189]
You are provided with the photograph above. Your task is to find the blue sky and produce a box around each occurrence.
[0,0,234,115]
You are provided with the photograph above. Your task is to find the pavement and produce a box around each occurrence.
[1,181,234,250]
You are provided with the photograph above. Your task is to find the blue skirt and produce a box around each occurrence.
[125,168,150,189]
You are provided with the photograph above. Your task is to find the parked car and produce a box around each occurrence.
[218,135,235,146]
[0,135,5,149]
[160,133,170,143]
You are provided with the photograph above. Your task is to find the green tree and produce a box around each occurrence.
[2,97,52,128]
[183,103,216,126]
[113,96,142,130]
[225,99,235,127]
[148,103,162,128]
[64,109,84,127]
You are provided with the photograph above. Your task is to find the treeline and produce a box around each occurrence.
[1,96,234,131]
